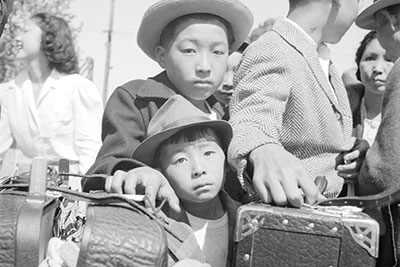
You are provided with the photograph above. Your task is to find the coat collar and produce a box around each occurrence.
[136,71,226,119]
[136,71,177,99]
[272,19,342,113]
[163,190,239,225]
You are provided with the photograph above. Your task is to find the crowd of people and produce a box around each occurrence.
[1,0,400,266]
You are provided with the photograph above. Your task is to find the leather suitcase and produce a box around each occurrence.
[234,203,379,267]
[0,158,59,267]
[0,158,168,267]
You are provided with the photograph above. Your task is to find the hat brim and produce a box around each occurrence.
[137,0,254,61]
[356,0,400,29]
[133,119,232,167]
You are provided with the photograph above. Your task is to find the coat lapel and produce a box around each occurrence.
[329,62,352,118]
[272,19,341,113]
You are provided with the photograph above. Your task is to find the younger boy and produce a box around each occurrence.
[83,0,253,208]
[132,94,239,267]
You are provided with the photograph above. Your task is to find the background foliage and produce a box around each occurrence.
[0,0,79,82]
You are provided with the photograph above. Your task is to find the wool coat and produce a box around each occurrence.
[228,18,355,198]
[358,58,400,267]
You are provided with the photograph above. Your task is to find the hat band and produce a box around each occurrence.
[155,115,213,135]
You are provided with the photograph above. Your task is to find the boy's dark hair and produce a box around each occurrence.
[159,13,235,52]
[383,4,400,16]
[355,30,377,81]
[155,125,223,167]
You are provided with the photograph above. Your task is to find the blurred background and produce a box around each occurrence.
[0,0,373,104]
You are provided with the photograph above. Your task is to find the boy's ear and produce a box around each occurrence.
[155,45,167,69]
[224,160,230,173]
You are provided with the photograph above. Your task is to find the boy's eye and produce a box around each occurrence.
[384,56,394,63]
[182,48,196,54]
[204,151,215,157]
[213,50,226,56]
[174,157,187,164]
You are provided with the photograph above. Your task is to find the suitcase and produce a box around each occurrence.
[234,203,379,267]
[0,157,168,267]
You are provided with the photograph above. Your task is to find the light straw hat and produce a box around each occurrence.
[356,0,400,29]
[137,0,254,61]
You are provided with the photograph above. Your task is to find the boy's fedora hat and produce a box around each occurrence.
[356,0,400,29]
[137,0,254,61]
[133,95,232,167]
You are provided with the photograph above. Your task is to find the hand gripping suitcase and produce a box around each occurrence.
[233,203,379,267]
[0,157,168,267]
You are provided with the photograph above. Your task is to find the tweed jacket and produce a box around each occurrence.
[161,190,240,266]
[228,18,355,197]
[358,58,400,266]
[83,71,225,191]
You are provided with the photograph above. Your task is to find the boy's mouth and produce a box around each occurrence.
[193,182,213,191]
[194,80,212,85]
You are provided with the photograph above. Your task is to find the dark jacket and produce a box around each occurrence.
[161,190,240,266]
[346,82,365,139]
[82,71,225,191]
[358,58,400,267]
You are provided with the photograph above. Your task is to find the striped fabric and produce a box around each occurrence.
[228,18,355,198]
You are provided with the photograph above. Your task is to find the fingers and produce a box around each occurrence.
[337,158,363,177]
[157,183,181,213]
[105,170,126,194]
[124,171,141,195]
[252,170,272,203]
[316,193,326,203]
[343,150,360,163]
[281,180,303,207]
[298,177,319,205]
[252,165,310,207]
[106,167,180,213]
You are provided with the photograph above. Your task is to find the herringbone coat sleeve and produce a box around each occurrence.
[228,35,292,188]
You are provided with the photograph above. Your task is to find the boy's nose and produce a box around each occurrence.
[222,72,234,89]
[192,158,207,178]
[196,55,212,75]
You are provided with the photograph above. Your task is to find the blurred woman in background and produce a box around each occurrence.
[347,30,394,145]
[0,12,103,183]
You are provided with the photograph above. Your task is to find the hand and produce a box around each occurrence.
[248,144,321,207]
[337,139,369,180]
[105,167,181,213]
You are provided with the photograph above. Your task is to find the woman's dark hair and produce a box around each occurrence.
[31,12,79,74]
[355,30,377,81]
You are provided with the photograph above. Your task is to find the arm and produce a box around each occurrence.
[71,77,103,173]
[85,85,147,175]
[358,62,400,195]
[82,83,180,211]
[0,89,14,159]
[228,39,319,207]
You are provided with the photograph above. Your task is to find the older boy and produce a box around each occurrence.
[83,0,253,209]
[356,0,400,265]
[132,94,239,267]
[228,0,369,207]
